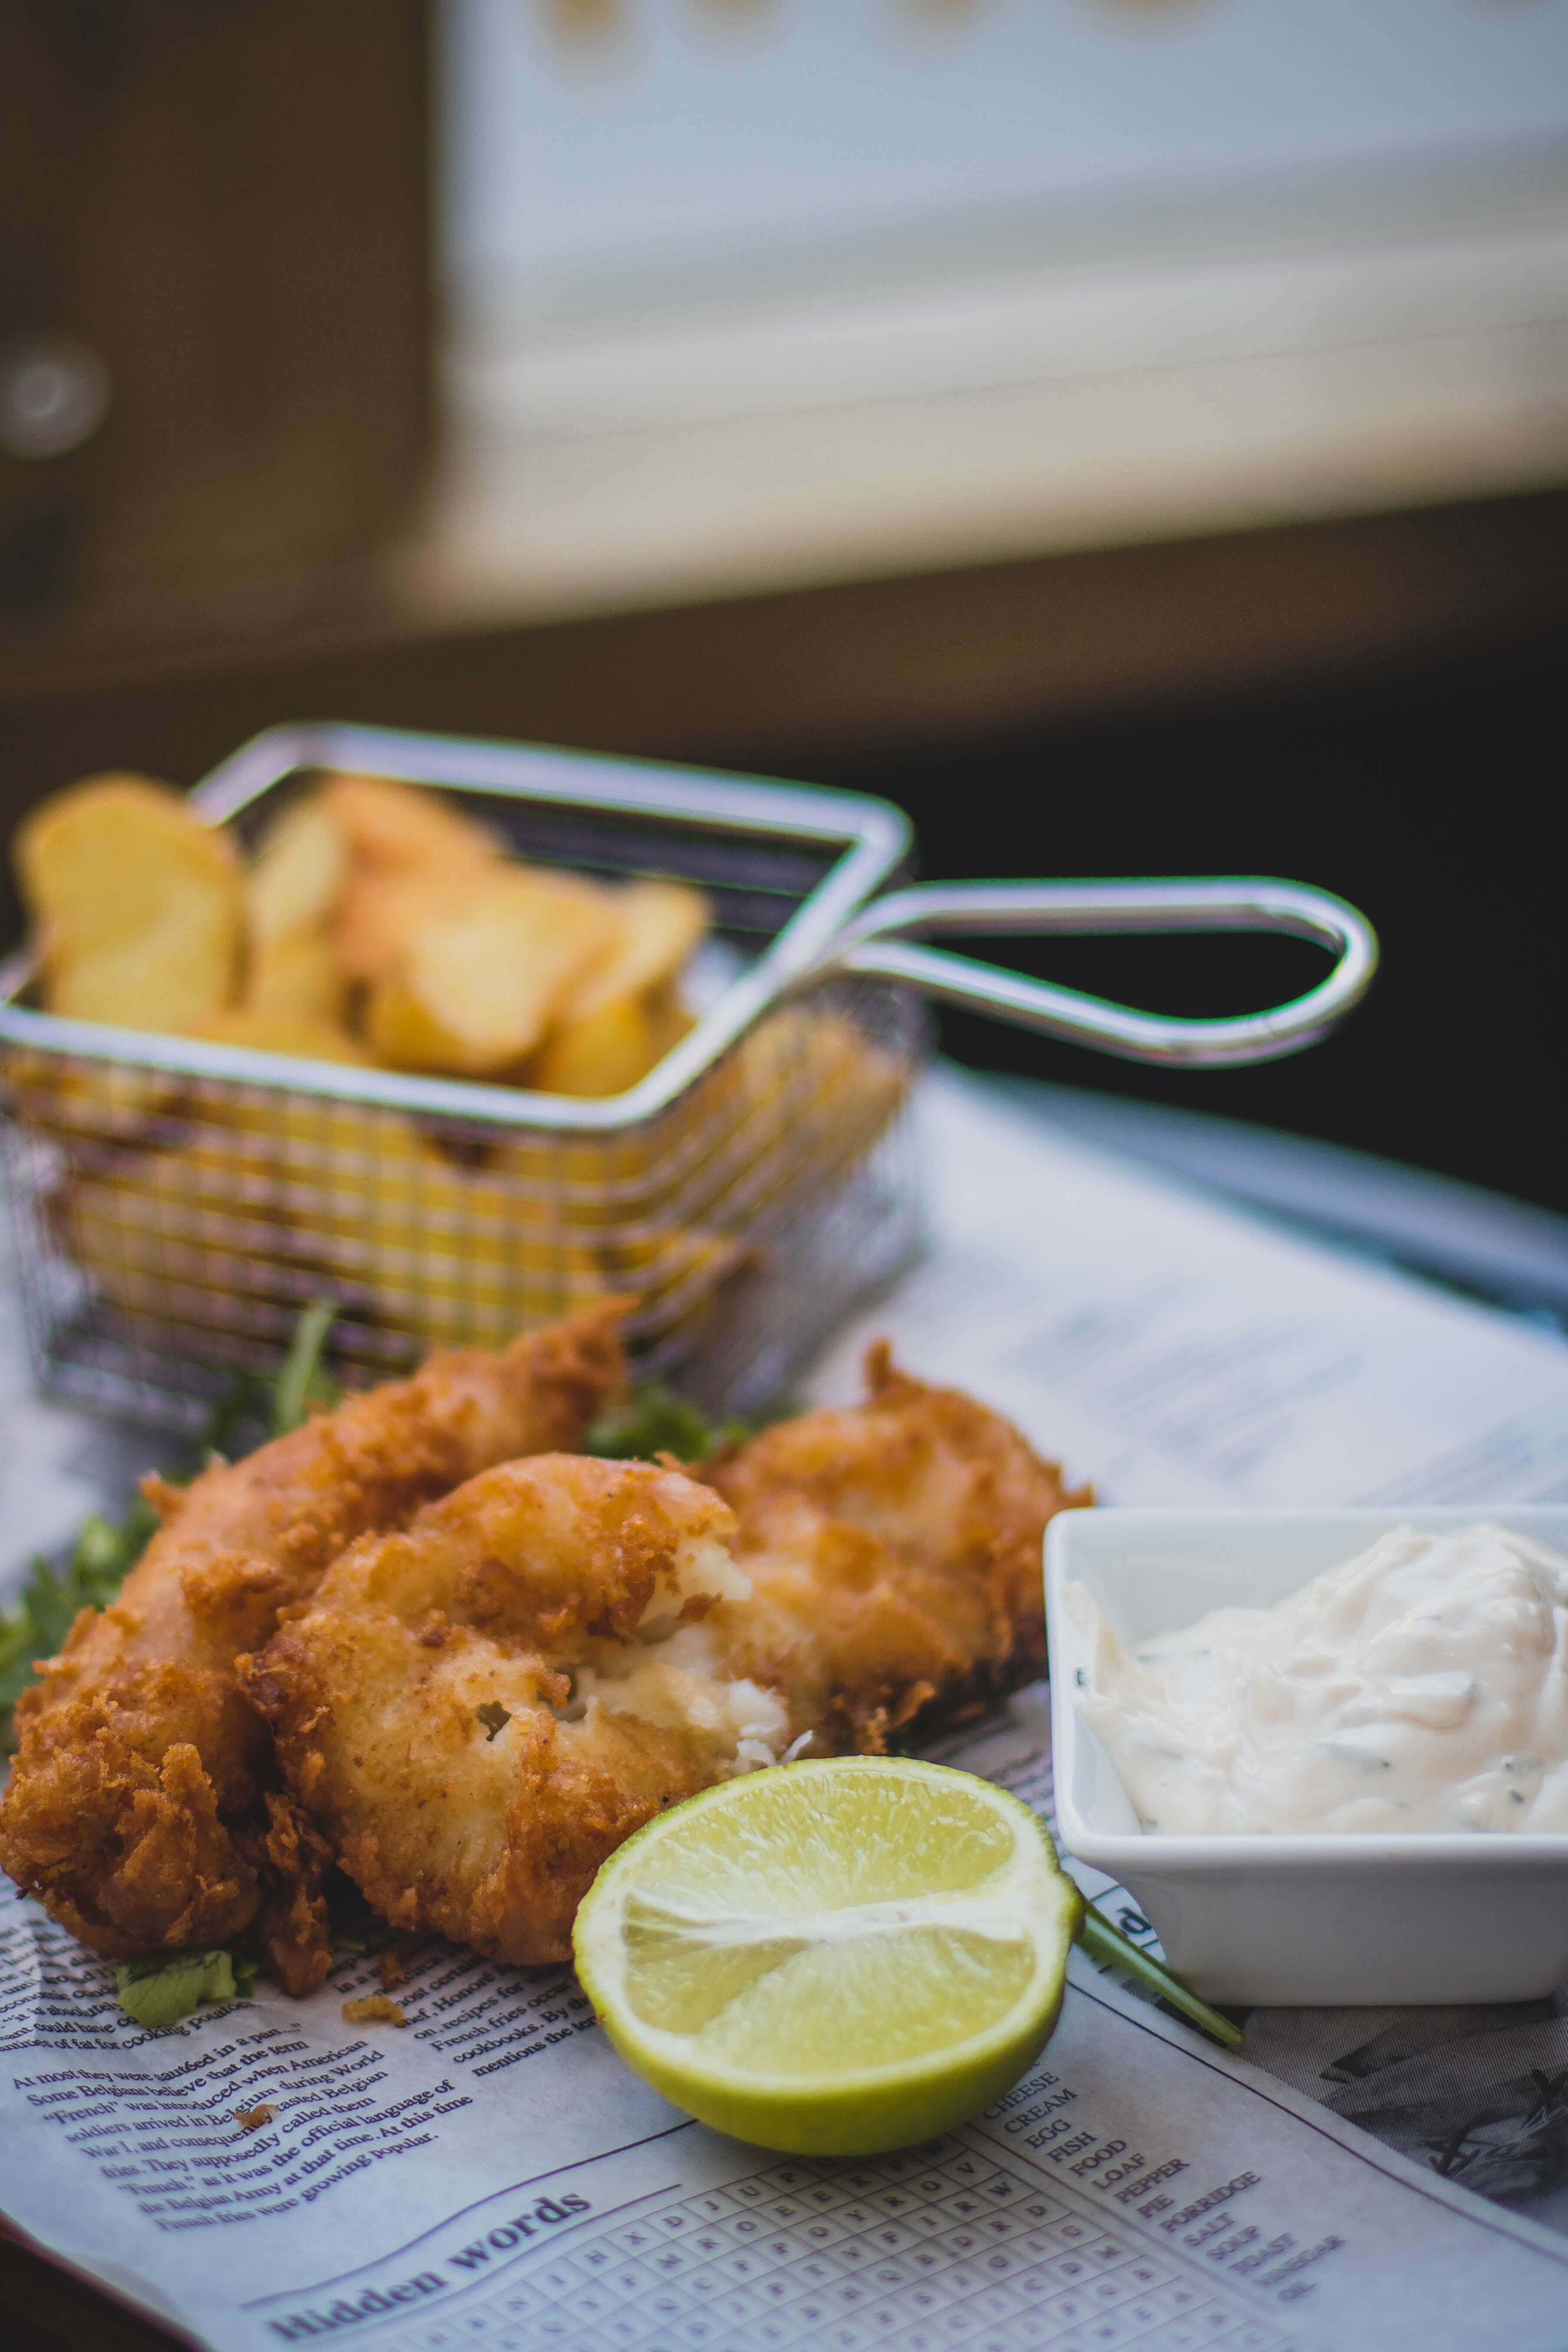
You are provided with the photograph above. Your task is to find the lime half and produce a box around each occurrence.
[573,1757,1083,2155]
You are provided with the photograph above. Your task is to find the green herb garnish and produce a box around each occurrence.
[113,1948,258,2032]
[271,1297,342,1437]
[0,1498,161,1730]
[586,1378,749,1465]
[1077,1899,1243,2050]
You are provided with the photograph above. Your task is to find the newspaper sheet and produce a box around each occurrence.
[5,1068,1568,2352]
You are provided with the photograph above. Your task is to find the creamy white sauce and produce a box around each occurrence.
[1070,1523,1568,1834]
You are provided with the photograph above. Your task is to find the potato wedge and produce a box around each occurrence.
[3,1037,194,1145]
[523,985,694,1098]
[307,1140,607,1352]
[178,1075,607,1352]
[320,771,504,877]
[59,1097,609,1361]
[523,880,705,1095]
[244,929,349,1025]
[242,799,350,1019]
[334,864,493,985]
[62,1147,322,1342]
[367,870,618,1078]
[644,982,698,1062]
[324,772,513,983]
[598,1221,749,1323]
[15,773,242,1033]
[565,878,708,1022]
[246,795,346,947]
[199,1007,373,1065]
[527,993,661,1098]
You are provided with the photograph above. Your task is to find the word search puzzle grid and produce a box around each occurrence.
[386,2138,1295,2352]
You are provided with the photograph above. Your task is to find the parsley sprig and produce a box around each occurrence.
[586,1378,751,1464]
[0,1495,161,1733]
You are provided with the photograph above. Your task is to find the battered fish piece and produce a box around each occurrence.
[707,1341,1084,1750]
[244,1456,774,1965]
[246,1349,1084,1968]
[0,1304,625,1990]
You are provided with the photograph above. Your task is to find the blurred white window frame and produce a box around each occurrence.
[402,0,1568,627]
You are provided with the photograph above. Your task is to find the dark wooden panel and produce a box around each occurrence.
[3,486,1567,840]
[0,0,432,624]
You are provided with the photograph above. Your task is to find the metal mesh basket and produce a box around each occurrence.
[0,727,924,1427]
[0,722,1377,1431]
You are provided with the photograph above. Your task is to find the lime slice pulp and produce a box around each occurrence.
[572,1756,1084,2156]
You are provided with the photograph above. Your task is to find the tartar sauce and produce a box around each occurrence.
[1070,1523,1568,1834]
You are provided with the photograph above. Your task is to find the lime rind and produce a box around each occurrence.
[573,1757,1084,2156]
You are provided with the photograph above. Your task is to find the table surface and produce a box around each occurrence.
[4,1081,1567,2350]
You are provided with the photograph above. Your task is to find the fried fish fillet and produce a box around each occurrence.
[706,1340,1084,1750]
[243,1455,754,1966]
[0,1304,625,1989]
[244,1349,1085,1970]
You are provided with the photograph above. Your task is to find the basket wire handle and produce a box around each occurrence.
[795,877,1378,1069]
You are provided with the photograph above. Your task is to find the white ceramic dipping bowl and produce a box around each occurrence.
[1045,1506,1568,2008]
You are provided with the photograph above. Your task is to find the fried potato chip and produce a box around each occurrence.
[3,1046,186,1148]
[244,930,349,1025]
[527,994,661,1099]
[15,773,242,1033]
[320,772,504,878]
[366,871,619,1079]
[644,983,698,1062]
[323,772,514,983]
[334,865,491,985]
[61,1148,319,1340]
[246,795,347,948]
[565,879,708,1022]
[521,882,706,1096]
[199,1007,373,1065]
[309,1141,607,1352]
[178,1074,608,1350]
[240,798,352,1020]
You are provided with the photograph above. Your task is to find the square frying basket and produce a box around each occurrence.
[0,723,923,1430]
[0,720,1379,1434]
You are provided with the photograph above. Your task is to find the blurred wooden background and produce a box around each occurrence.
[0,0,431,654]
[3,0,1567,1212]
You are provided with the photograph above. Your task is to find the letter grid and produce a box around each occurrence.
[375,2137,1300,2352]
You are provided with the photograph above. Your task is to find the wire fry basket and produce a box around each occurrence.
[0,723,1377,1431]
